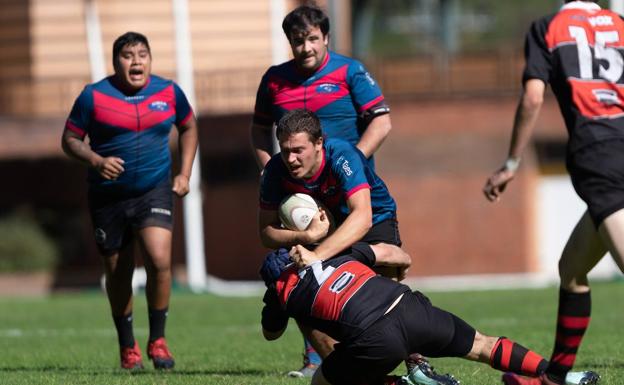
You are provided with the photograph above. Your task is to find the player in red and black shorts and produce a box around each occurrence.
[483,1,618,384]
[259,245,600,385]
[62,32,198,370]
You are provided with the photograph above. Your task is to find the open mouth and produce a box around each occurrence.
[129,68,144,80]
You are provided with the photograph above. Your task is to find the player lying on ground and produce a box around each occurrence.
[259,245,600,385]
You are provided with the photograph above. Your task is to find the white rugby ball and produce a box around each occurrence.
[279,193,319,231]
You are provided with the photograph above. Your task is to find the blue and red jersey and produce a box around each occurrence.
[259,138,397,226]
[261,251,409,341]
[524,1,624,154]
[253,51,388,150]
[65,75,193,196]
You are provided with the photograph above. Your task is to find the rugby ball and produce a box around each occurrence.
[279,193,319,231]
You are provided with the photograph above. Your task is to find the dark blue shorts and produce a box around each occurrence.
[88,180,173,255]
[568,139,624,227]
[361,218,402,246]
[321,291,475,385]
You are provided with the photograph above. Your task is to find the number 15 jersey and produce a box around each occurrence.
[525,1,624,154]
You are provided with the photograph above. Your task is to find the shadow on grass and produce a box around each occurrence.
[0,366,265,376]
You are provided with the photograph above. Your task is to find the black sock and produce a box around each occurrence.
[113,313,135,348]
[148,307,168,342]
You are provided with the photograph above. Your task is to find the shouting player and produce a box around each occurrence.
[61,32,198,370]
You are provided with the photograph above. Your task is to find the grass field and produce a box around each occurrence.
[1,280,623,385]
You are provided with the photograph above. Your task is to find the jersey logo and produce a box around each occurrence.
[329,272,355,293]
[337,156,353,176]
[149,101,170,112]
[593,89,620,105]
[310,261,376,321]
[316,83,340,93]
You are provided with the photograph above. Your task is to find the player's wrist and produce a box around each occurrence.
[503,157,521,172]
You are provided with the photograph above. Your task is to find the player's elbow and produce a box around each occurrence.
[521,80,545,111]
[521,92,543,111]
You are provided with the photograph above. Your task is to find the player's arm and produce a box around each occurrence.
[61,129,125,180]
[258,208,329,249]
[250,122,275,170]
[483,78,545,202]
[369,243,411,268]
[261,288,288,341]
[311,188,372,261]
[356,113,392,159]
[172,115,198,197]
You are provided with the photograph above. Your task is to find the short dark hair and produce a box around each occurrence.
[276,109,323,142]
[112,32,151,67]
[282,4,330,39]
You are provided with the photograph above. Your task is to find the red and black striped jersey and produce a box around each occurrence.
[261,253,409,342]
[524,1,624,153]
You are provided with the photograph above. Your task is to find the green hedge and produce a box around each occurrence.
[0,213,59,272]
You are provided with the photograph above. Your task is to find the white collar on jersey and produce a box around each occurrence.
[561,1,601,12]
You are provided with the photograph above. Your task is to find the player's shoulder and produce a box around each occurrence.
[148,74,178,90]
[325,137,355,152]
[265,60,296,77]
[329,51,360,66]
[264,153,287,175]
[325,138,360,163]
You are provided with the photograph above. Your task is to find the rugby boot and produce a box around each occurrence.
[502,371,600,385]
[287,363,318,378]
[147,337,175,369]
[120,341,144,370]
[405,353,460,385]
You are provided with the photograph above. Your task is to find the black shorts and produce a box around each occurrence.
[88,180,173,255]
[360,218,402,246]
[321,291,475,385]
[568,139,624,227]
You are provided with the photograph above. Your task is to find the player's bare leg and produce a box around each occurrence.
[370,243,411,281]
[597,208,624,273]
[103,245,135,316]
[139,226,175,369]
[140,226,172,309]
[102,242,143,369]
[559,211,606,293]
[503,212,604,385]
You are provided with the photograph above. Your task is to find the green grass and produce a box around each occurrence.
[0,281,623,384]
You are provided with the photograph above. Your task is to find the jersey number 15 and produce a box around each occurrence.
[569,26,624,83]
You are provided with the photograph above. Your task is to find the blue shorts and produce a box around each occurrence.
[88,179,173,255]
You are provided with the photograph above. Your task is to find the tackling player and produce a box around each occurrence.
[483,1,621,384]
[259,247,600,385]
[61,32,198,370]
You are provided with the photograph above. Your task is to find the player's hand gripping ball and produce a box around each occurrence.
[278,193,319,231]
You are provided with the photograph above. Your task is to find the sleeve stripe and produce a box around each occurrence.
[359,95,385,112]
[179,110,194,126]
[346,183,370,199]
[65,121,86,138]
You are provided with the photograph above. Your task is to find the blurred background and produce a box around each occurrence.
[1,0,621,294]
